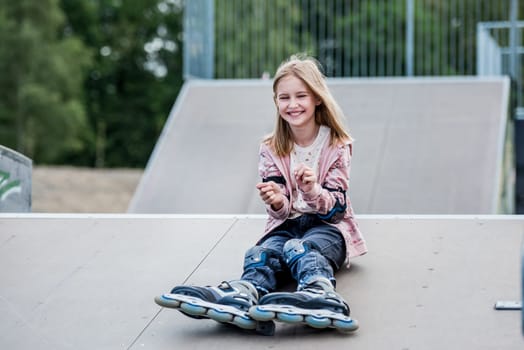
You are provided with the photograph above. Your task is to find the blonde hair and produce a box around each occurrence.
[265,53,352,157]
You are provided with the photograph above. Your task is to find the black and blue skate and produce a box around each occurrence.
[155,280,275,335]
[248,277,359,333]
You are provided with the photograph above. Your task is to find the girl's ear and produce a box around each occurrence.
[315,97,322,106]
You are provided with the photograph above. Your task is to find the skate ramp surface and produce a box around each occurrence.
[1,214,522,349]
[129,77,510,215]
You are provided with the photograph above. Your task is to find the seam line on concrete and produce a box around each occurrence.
[0,213,268,219]
[1,214,523,220]
[126,308,162,350]
[126,218,240,349]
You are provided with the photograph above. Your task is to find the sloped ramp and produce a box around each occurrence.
[129,77,510,214]
[0,214,522,349]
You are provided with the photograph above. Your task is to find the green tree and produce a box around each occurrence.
[215,0,314,79]
[0,0,92,163]
[60,0,184,167]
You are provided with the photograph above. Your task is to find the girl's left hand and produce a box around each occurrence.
[294,163,317,193]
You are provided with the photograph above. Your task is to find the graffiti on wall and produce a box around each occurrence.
[0,170,21,202]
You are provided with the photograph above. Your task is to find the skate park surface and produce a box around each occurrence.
[0,214,523,349]
[2,77,524,349]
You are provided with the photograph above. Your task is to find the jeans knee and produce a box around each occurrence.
[283,238,316,266]
[243,245,275,270]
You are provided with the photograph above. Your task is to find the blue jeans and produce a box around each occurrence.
[241,214,346,295]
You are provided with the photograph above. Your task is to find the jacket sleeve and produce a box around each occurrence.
[301,144,351,223]
[258,144,291,219]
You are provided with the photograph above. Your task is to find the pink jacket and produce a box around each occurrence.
[258,139,368,267]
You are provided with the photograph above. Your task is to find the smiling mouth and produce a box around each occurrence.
[287,110,303,117]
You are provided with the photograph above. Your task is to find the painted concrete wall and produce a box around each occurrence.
[0,145,32,212]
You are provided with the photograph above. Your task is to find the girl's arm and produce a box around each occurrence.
[258,145,291,219]
[300,144,351,223]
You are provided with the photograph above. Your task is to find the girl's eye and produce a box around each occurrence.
[279,96,289,100]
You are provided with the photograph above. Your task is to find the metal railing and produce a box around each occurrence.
[478,20,524,103]
[184,0,522,80]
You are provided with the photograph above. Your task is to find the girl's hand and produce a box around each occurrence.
[256,181,285,210]
[294,163,317,193]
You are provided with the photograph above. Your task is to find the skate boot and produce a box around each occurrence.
[155,280,260,330]
[248,277,359,333]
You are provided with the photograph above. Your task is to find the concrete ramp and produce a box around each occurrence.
[0,214,522,349]
[129,77,510,214]
[130,80,273,214]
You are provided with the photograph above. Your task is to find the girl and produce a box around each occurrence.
[156,54,367,334]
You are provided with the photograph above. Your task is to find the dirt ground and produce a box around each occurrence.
[32,166,143,213]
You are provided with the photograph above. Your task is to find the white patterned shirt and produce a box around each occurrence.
[290,125,330,216]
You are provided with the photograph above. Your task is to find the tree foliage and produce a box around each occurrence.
[0,0,519,167]
[0,0,183,167]
[60,0,183,167]
[214,0,314,79]
[0,0,91,163]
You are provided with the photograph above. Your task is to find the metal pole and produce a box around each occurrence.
[207,0,214,79]
[509,0,518,80]
[406,0,414,76]
[182,1,190,79]
[183,0,214,79]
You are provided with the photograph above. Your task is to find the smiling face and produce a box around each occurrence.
[274,75,320,132]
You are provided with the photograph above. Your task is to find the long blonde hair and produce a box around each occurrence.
[265,53,352,157]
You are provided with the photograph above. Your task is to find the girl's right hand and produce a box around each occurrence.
[256,181,284,210]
